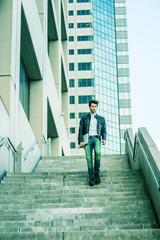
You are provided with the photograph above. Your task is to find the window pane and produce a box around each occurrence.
[78,95,94,104]
[70,127,76,134]
[19,59,30,120]
[78,49,93,54]
[70,142,76,149]
[70,112,75,119]
[69,96,75,104]
[77,35,93,41]
[69,79,75,87]
[69,49,74,55]
[78,62,92,71]
[69,23,74,28]
[69,10,74,16]
[77,23,92,28]
[69,0,73,3]
[77,0,91,2]
[78,78,94,87]
[69,36,74,42]
[69,63,74,71]
[77,10,91,15]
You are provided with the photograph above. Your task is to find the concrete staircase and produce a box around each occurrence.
[0,154,160,239]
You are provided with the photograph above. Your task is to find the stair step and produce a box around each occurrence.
[0,194,150,204]
[0,229,160,240]
[0,206,155,217]
[0,197,151,209]
[0,223,158,233]
[6,169,140,176]
[2,174,143,180]
[0,180,146,191]
[0,189,148,197]
[64,230,160,239]
[0,186,148,196]
[0,210,155,222]
[0,181,144,188]
[0,216,156,227]
[0,154,159,237]
[0,200,153,210]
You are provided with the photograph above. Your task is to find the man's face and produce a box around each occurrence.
[89,103,98,114]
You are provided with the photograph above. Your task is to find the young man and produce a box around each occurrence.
[78,100,106,186]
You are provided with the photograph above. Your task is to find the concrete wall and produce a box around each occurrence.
[125,127,160,225]
[0,99,10,176]
[0,0,70,174]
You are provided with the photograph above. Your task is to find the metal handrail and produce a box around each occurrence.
[23,134,47,161]
[0,137,17,156]
[0,170,7,182]
[0,137,17,173]
[135,133,160,191]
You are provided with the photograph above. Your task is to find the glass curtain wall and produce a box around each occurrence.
[92,0,121,154]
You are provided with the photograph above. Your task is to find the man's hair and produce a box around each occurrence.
[89,100,99,106]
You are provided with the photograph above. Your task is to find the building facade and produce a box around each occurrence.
[68,0,132,155]
[0,0,69,175]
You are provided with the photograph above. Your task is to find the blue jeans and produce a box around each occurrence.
[84,137,101,180]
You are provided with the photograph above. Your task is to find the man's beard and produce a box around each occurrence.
[91,109,96,113]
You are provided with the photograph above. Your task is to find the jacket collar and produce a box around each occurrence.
[87,112,99,119]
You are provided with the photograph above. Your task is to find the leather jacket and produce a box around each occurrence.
[78,113,107,144]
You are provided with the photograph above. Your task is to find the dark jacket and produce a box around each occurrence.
[78,113,107,144]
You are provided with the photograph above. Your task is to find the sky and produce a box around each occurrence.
[126,0,160,151]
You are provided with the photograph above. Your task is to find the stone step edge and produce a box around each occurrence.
[42,154,128,159]
[0,230,160,240]
[0,223,158,232]
[6,169,140,176]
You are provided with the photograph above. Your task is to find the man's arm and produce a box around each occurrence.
[78,117,84,145]
[101,117,107,145]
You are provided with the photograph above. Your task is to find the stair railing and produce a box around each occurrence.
[0,134,47,174]
[124,130,160,191]
[23,134,47,161]
[0,137,17,173]
[124,127,160,225]
[134,133,160,191]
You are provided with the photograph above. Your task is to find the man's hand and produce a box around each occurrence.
[101,140,106,145]
[80,142,85,147]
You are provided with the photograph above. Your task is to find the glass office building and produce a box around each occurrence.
[93,0,121,154]
[68,0,132,155]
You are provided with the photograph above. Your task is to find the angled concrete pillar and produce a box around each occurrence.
[51,137,61,156]
[47,138,52,157]
[44,137,51,157]
[17,142,23,173]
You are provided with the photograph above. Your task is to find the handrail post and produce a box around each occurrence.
[13,153,17,173]
[44,140,48,157]
[17,142,23,173]
[47,138,51,157]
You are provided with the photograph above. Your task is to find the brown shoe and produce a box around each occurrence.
[89,179,95,186]
[95,173,101,184]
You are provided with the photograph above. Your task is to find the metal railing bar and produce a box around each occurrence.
[0,137,8,146]
[0,137,17,155]
[0,170,7,183]
[23,134,47,161]
[32,155,42,173]
[7,138,17,153]
[135,134,160,191]
[0,137,17,174]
